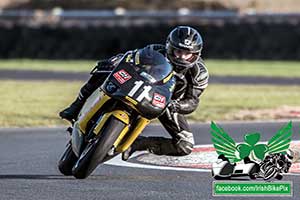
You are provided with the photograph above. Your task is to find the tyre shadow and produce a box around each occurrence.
[0,174,74,180]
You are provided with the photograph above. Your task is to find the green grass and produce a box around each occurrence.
[191,84,300,122]
[0,59,300,77]
[206,60,300,78]
[0,80,299,127]
[0,59,95,72]
[0,80,84,127]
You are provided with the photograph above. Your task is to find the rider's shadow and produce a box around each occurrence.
[0,174,141,180]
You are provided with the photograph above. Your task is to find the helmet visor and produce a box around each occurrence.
[173,49,199,64]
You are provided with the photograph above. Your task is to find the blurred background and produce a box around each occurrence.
[0,0,300,59]
[0,0,300,127]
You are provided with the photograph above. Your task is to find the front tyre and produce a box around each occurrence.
[72,117,126,179]
[263,166,278,181]
[58,141,78,176]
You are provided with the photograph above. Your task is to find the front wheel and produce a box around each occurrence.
[263,166,278,180]
[72,116,127,179]
[58,141,78,176]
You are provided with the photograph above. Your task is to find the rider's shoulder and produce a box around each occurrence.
[189,58,209,83]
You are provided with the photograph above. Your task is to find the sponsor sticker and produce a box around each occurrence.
[152,93,166,108]
[113,69,132,84]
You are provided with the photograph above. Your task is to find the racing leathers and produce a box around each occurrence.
[59,44,209,158]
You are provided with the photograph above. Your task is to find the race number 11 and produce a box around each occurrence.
[128,80,152,102]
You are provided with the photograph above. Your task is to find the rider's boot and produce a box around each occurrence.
[59,68,112,123]
[59,74,101,122]
[59,62,113,123]
[59,97,85,122]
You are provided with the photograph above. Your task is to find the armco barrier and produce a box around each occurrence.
[0,21,299,60]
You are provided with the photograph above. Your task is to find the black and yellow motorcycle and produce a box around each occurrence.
[58,48,175,179]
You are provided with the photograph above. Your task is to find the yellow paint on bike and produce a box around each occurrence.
[125,96,138,105]
[163,72,173,83]
[116,117,150,152]
[111,110,130,124]
[126,53,132,63]
[93,110,130,135]
[134,51,140,65]
[92,113,110,135]
[78,92,111,133]
[113,125,130,147]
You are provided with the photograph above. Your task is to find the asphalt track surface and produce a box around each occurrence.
[1,69,300,85]
[0,121,300,200]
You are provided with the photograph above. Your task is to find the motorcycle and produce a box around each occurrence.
[58,49,175,179]
[258,152,293,180]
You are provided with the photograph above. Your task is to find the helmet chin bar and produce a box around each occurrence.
[168,52,199,73]
[172,61,194,74]
[166,43,200,73]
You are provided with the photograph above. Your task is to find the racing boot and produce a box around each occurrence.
[59,97,85,122]
[59,75,101,122]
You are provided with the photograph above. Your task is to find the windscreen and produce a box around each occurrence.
[138,62,172,83]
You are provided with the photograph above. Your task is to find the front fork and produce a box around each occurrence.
[71,89,151,155]
[72,109,150,156]
[115,116,150,153]
[92,110,150,153]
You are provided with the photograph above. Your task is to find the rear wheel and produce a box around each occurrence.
[72,116,126,179]
[58,141,78,176]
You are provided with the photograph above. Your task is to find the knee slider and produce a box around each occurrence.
[176,130,194,155]
[176,140,193,155]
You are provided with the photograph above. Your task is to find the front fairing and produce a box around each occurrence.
[101,60,175,119]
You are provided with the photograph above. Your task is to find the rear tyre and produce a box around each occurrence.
[72,117,126,179]
[58,141,78,176]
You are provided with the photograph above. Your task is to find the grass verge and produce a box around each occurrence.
[0,80,83,127]
[191,84,300,122]
[0,81,299,127]
[0,59,95,72]
[0,59,300,77]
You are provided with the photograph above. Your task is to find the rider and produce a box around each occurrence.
[59,26,209,160]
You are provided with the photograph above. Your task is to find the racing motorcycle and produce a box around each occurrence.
[58,48,175,179]
[258,152,293,180]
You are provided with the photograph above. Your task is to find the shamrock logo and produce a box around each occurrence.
[211,121,292,163]
[236,133,268,160]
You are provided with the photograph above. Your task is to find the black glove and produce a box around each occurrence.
[167,100,180,113]
[90,59,113,75]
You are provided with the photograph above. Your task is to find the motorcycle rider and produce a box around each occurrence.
[59,26,209,160]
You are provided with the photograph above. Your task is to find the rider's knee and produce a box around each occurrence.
[176,140,194,155]
[175,130,195,156]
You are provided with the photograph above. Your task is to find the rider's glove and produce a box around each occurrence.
[167,100,180,113]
